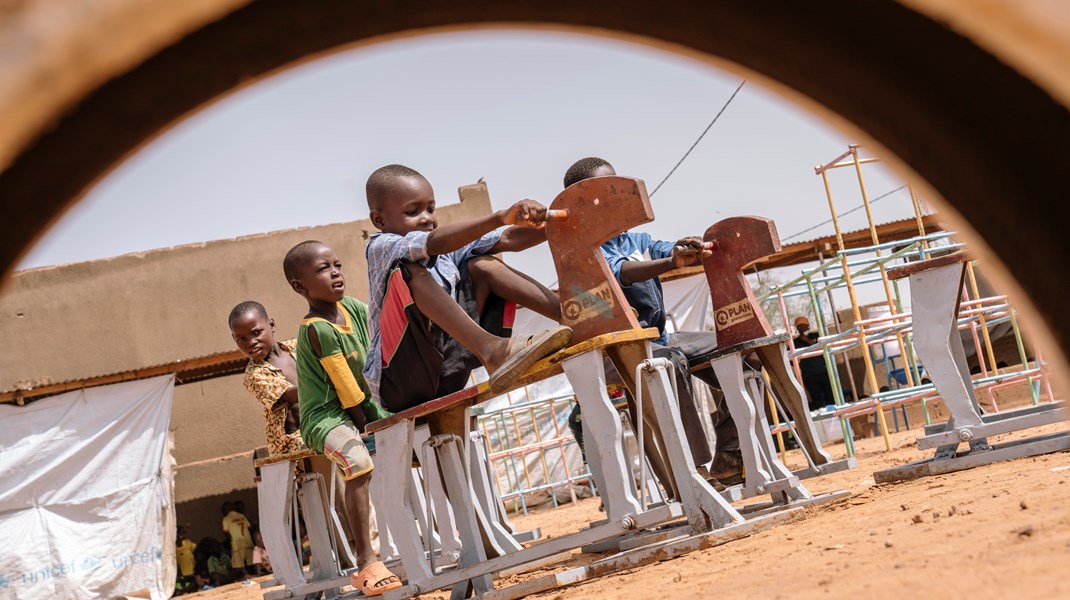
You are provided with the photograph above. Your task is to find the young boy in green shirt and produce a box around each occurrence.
[283,239,400,596]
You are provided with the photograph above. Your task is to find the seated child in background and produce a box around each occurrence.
[561,157,744,484]
[202,537,232,586]
[283,239,400,596]
[230,301,305,455]
[362,164,571,411]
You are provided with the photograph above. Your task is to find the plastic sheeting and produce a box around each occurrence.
[0,375,177,600]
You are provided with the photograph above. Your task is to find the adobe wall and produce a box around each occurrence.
[1,187,494,535]
[0,190,491,390]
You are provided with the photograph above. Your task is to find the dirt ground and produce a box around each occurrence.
[194,413,1070,600]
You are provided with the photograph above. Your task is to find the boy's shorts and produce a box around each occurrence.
[378,260,514,413]
[231,546,254,569]
[322,420,373,480]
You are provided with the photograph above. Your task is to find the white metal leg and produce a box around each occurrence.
[562,349,643,520]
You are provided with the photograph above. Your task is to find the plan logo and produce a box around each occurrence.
[564,282,616,324]
[715,298,755,331]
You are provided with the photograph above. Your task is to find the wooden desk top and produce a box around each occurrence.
[366,328,658,434]
[886,252,967,280]
[254,448,318,468]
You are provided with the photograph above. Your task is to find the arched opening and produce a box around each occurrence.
[1,0,1067,381]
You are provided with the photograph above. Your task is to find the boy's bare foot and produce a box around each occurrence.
[486,326,573,394]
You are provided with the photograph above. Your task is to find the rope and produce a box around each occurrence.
[649,80,747,197]
[780,184,909,243]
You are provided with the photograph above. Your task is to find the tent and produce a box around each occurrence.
[0,376,176,600]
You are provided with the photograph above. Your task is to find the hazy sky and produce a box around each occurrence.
[18,30,919,306]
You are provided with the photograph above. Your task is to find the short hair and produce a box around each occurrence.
[228,300,268,327]
[366,164,426,211]
[563,157,613,188]
[283,240,326,282]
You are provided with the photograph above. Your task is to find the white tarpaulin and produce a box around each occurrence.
[0,375,176,600]
[662,276,713,335]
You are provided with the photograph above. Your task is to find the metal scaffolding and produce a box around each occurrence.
[759,145,1054,456]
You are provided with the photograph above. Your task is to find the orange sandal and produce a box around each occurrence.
[351,561,402,596]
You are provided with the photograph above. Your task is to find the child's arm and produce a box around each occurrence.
[427,199,547,256]
[492,223,547,253]
[284,402,300,433]
[306,326,369,429]
[618,235,713,285]
[243,369,297,416]
[278,387,298,411]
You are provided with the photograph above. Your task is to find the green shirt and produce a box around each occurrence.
[207,554,230,576]
[296,296,390,453]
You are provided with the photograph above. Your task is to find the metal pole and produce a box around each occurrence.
[1008,308,1041,405]
[805,275,853,447]
[908,186,930,250]
[849,146,917,390]
[964,262,1001,378]
[528,405,557,508]
[817,161,892,451]
[817,249,862,405]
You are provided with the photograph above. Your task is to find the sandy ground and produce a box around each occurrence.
[193,414,1070,600]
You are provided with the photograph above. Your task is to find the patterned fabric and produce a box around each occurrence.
[242,338,305,456]
[363,229,502,399]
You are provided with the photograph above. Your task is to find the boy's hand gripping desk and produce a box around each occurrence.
[688,217,853,511]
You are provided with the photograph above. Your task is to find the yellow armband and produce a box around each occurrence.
[319,353,366,409]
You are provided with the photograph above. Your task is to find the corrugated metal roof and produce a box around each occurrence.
[661,214,946,282]
[1,349,247,404]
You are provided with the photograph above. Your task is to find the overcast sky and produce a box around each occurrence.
[18,30,921,308]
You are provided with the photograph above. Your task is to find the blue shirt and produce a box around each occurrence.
[363,229,503,399]
[600,232,675,345]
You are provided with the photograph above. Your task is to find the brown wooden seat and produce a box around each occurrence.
[886,251,967,280]
[366,328,659,435]
[686,332,791,371]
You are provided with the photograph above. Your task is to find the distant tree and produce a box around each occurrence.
[689,268,831,335]
[747,270,823,334]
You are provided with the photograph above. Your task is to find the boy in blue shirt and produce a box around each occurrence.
[563,157,743,484]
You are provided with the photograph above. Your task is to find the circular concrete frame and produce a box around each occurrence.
[1,1,1067,381]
